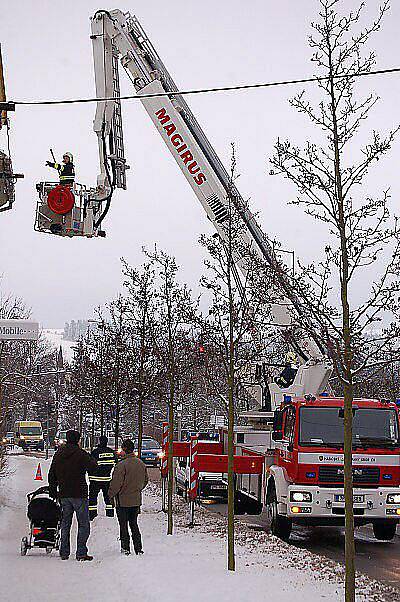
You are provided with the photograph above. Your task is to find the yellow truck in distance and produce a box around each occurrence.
[14,421,44,451]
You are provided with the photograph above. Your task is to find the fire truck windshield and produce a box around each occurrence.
[299,407,399,447]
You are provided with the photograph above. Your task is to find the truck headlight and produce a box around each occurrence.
[290,491,312,502]
[387,493,400,504]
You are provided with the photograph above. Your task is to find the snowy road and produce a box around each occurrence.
[0,455,369,602]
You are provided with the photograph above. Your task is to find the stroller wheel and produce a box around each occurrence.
[20,537,28,556]
[46,546,53,555]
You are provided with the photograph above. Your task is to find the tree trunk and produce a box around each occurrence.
[167,373,175,535]
[137,308,147,459]
[227,374,235,571]
[226,185,235,572]
[327,38,355,601]
[79,397,83,432]
[91,395,96,449]
[100,395,104,436]
[115,390,120,451]
[0,378,5,438]
[343,380,355,602]
[138,392,143,457]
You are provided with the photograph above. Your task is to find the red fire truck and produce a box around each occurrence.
[221,396,400,541]
[34,11,400,544]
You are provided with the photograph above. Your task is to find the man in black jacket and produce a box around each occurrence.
[88,435,118,520]
[46,152,75,186]
[48,430,97,561]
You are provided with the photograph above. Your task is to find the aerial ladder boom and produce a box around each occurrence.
[90,9,331,408]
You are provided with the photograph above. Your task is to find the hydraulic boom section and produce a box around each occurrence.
[89,9,332,406]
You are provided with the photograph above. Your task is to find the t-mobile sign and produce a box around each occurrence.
[0,320,39,341]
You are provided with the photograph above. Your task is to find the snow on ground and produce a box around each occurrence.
[41,328,75,363]
[0,455,396,602]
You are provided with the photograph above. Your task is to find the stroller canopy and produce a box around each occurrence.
[28,497,60,527]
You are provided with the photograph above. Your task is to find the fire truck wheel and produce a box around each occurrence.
[267,483,292,541]
[234,492,247,515]
[372,520,397,541]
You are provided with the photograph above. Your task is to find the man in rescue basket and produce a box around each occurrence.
[88,435,118,521]
[46,152,75,186]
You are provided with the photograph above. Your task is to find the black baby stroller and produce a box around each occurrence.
[21,486,61,556]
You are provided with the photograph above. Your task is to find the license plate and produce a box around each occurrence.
[334,494,364,503]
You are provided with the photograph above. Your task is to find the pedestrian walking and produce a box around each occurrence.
[88,435,118,520]
[108,439,148,556]
[48,430,97,561]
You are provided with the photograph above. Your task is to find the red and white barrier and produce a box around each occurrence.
[161,421,169,477]
[189,436,199,501]
[161,421,169,512]
[188,435,199,526]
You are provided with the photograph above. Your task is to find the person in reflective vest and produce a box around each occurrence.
[274,352,298,389]
[46,152,75,186]
[88,435,118,521]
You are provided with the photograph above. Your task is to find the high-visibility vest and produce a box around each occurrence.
[88,448,117,482]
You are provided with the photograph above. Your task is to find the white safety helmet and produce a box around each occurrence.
[286,351,297,364]
[63,152,73,162]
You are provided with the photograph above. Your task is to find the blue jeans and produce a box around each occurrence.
[60,498,90,558]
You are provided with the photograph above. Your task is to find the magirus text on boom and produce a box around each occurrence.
[34,9,331,407]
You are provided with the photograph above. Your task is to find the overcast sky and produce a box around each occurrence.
[0,0,399,327]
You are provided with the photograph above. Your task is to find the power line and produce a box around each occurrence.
[9,67,400,108]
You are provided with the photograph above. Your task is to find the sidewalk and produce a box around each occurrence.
[0,455,394,602]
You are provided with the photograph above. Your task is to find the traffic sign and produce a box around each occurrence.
[210,414,225,427]
[0,319,39,341]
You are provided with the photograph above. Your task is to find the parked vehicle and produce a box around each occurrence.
[1,431,14,446]
[134,437,163,466]
[14,421,44,451]
[53,430,67,449]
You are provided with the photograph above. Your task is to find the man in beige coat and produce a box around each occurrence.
[108,439,149,555]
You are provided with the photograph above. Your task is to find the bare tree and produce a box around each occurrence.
[122,258,158,458]
[0,289,30,439]
[145,247,196,535]
[198,146,274,571]
[0,285,62,473]
[269,2,399,600]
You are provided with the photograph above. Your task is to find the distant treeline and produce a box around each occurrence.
[63,319,90,341]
